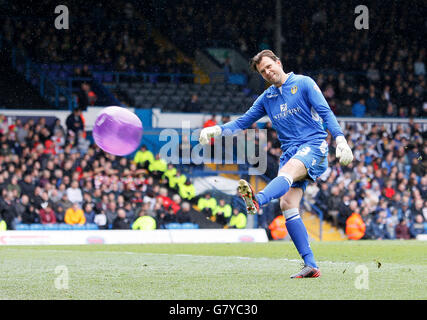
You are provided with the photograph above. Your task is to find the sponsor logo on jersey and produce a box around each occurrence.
[273,104,302,120]
[313,84,322,93]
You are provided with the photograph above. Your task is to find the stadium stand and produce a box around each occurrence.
[0,0,425,240]
[152,0,426,116]
[1,1,424,116]
[0,112,240,231]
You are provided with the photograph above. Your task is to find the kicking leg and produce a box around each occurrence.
[255,158,307,206]
[237,158,307,214]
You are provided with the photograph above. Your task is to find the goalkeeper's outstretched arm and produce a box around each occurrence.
[199,96,267,145]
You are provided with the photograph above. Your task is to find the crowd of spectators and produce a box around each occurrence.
[1,0,193,75]
[0,112,247,231]
[157,0,426,117]
[0,110,425,240]
[203,113,427,240]
[0,1,426,239]
[298,121,427,240]
[1,1,425,117]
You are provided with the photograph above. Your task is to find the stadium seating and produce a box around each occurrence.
[58,224,73,230]
[43,224,61,230]
[29,224,44,231]
[164,223,183,229]
[14,223,100,231]
[164,222,200,229]
[72,224,87,230]
[0,1,425,241]
[114,81,250,112]
[16,224,30,231]
[181,223,199,229]
[2,1,425,117]
[85,223,99,230]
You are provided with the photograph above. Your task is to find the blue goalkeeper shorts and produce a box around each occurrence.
[278,139,329,191]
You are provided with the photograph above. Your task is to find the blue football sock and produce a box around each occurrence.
[284,209,318,269]
[255,174,293,206]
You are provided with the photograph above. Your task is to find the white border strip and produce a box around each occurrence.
[0,229,268,246]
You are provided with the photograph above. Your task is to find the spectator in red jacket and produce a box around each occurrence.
[203,114,217,128]
[43,139,56,155]
[157,187,173,210]
[383,180,396,199]
[39,204,57,224]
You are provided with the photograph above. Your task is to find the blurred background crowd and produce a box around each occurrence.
[262,118,427,239]
[1,0,425,116]
[0,113,249,231]
[0,0,425,239]
[0,111,425,240]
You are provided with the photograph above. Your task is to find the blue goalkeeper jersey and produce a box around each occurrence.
[220,72,344,151]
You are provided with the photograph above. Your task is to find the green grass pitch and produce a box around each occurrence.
[0,240,426,300]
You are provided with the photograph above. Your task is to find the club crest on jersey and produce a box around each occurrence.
[291,86,298,94]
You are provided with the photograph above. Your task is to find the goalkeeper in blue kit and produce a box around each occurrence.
[199,50,354,278]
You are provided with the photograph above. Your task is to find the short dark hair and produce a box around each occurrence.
[250,50,280,72]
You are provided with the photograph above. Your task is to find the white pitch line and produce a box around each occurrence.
[0,248,357,267]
